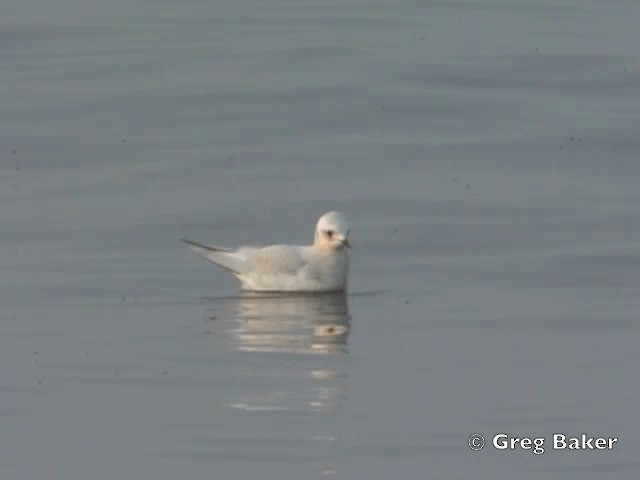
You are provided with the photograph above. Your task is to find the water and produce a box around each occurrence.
[2,0,640,478]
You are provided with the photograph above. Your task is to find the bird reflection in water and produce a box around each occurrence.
[210,292,351,415]
[227,292,350,355]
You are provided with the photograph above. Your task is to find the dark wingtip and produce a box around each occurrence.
[181,238,203,248]
[181,238,230,253]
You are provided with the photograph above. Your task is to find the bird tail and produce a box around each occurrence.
[181,239,246,274]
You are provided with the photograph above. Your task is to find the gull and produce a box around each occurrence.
[182,211,351,292]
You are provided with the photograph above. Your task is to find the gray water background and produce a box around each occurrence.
[2,0,640,478]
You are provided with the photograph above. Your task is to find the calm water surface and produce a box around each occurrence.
[2,0,640,478]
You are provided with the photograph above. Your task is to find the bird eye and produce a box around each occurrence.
[326,230,334,237]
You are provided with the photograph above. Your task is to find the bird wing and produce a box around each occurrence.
[246,245,309,275]
[181,239,248,274]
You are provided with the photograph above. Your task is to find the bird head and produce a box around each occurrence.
[314,211,351,250]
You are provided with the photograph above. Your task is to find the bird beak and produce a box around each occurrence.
[341,239,351,249]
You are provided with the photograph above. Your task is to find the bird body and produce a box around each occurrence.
[182,212,351,292]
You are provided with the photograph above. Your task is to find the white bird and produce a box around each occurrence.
[182,211,351,292]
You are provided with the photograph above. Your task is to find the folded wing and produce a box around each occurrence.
[245,245,309,275]
[181,239,248,274]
